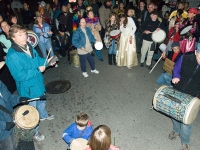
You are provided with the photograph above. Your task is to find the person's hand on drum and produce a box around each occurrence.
[155,28,160,32]
[40,32,44,36]
[71,139,82,148]
[48,31,53,35]
[81,47,85,51]
[144,30,151,34]
[172,78,180,84]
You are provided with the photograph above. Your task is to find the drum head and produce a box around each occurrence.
[14,105,39,129]
[110,30,120,36]
[27,30,39,48]
[152,30,166,43]
[94,41,103,50]
[184,98,200,125]
[153,85,167,110]
[70,138,88,150]
[180,25,192,35]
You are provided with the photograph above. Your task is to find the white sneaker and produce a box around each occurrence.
[40,114,54,121]
[82,72,89,77]
[33,132,45,141]
[91,69,99,74]
[55,64,58,67]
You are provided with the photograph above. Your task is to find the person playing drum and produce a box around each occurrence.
[0,62,30,150]
[156,42,183,86]
[105,13,119,65]
[85,125,120,150]
[62,112,93,148]
[5,24,56,141]
[169,43,200,150]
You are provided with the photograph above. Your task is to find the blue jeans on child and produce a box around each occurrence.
[79,53,95,72]
[38,40,54,58]
[172,119,193,144]
[95,49,103,60]
[156,72,172,86]
[109,40,117,54]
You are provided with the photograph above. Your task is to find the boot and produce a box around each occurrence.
[108,54,112,65]
[113,54,116,65]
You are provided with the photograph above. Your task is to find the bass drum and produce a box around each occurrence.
[27,30,39,48]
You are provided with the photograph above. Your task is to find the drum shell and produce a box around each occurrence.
[14,105,39,129]
[27,30,39,48]
[70,50,80,68]
[110,33,121,39]
[153,85,200,124]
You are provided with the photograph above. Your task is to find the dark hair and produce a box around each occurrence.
[118,13,127,28]
[184,2,189,5]
[87,10,93,16]
[151,10,158,16]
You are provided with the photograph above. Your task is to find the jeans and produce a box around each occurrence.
[172,119,193,144]
[38,40,54,58]
[0,131,15,150]
[108,40,117,55]
[95,49,103,59]
[79,53,95,72]
[156,72,172,86]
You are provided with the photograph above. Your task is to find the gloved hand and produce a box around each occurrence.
[5,122,15,131]
[19,97,30,104]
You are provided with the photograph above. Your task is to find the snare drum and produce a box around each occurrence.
[70,138,88,150]
[27,30,39,48]
[152,30,166,43]
[153,86,200,124]
[69,50,80,68]
[110,30,121,39]
[14,105,39,129]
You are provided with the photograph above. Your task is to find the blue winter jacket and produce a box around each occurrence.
[5,43,47,98]
[62,122,93,146]
[0,81,20,140]
[72,27,96,49]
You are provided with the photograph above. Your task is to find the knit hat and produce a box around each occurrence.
[188,8,198,14]
[171,42,180,48]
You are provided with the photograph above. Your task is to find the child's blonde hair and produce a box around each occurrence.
[128,8,135,17]
[88,125,111,150]
[75,112,89,127]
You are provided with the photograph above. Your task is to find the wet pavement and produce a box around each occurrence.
[33,49,200,150]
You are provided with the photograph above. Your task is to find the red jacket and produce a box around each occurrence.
[168,27,180,42]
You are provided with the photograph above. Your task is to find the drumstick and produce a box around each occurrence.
[43,48,52,66]
[149,56,163,73]
[14,110,29,123]
[114,137,115,146]
[21,95,46,103]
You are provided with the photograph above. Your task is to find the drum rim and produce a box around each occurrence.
[27,30,39,48]
[94,41,103,50]
[70,138,88,149]
[183,97,200,125]
[153,85,168,109]
[180,25,192,35]
[152,29,166,43]
[14,105,39,129]
[110,30,120,36]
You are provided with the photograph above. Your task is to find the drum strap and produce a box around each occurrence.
[0,104,13,116]
[78,126,87,138]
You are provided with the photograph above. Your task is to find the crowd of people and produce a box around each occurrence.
[0,0,200,150]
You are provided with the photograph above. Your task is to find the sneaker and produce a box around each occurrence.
[55,64,58,67]
[168,131,179,140]
[91,69,99,74]
[182,143,190,150]
[82,72,89,77]
[99,58,103,61]
[40,114,54,121]
[33,132,45,141]
[140,63,144,67]
[146,65,152,69]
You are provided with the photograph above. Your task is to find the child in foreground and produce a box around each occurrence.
[85,125,120,150]
[62,112,93,147]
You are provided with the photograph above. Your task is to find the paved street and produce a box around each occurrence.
[34,49,200,150]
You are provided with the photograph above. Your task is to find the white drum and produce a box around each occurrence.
[159,43,167,52]
[70,138,88,150]
[152,29,166,43]
[110,30,120,39]
[27,30,39,48]
[180,25,192,35]
[94,41,103,50]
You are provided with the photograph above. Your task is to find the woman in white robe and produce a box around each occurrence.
[116,13,138,69]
